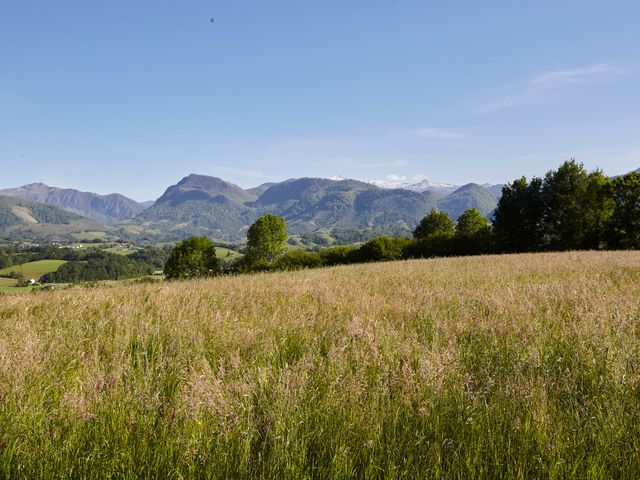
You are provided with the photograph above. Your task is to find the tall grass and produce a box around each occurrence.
[1,251,640,478]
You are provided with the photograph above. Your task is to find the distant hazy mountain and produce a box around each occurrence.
[368,178,459,194]
[253,177,444,233]
[0,195,81,228]
[124,174,498,242]
[485,184,505,199]
[130,174,260,241]
[0,195,113,242]
[245,182,277,198]
[437,183,499,219]
[1,173,502,243]
[154,174,254,206]
[0,183,148,224]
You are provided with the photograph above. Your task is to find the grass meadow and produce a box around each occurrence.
[1,251,640,478]
[0,259,66,279]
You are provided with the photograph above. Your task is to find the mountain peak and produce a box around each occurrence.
[156,173,253,206]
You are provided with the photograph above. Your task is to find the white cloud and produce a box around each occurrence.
[530,63,625,88]
[410,127,465,140]
[385,174,407,182]
[479,63,627,113]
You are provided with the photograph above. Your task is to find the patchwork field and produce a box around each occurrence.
[0,276,18,292]
[0,259,67,279]
[1,251,639,478]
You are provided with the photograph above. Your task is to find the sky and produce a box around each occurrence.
[1,1,639,201]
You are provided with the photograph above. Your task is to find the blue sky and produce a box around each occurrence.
[1,1,639,201]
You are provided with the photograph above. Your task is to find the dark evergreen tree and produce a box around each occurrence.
[607,172,640,248]
[492,176,545,252]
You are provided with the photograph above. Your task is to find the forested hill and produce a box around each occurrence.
[0,195,82,227]
[0,183,147,224]
[0,195,115,242]
[125,174,500,242]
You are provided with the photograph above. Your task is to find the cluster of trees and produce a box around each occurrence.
[42,251,156,283]
[1,244,169,269]
[493,160,639,251]
[163,161,640,280]
[1,245,174,283]
[0,244,79,270]
[163,214,288,279]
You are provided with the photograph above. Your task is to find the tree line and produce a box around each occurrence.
[0,244,173,283]
[164,160,640,279]
[40,246,173,283]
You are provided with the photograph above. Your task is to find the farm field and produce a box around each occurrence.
[0,276,18,293]
[0,259,66,279]
[216,246,243,263]
[105,246,139,255]
[1,251,640,478]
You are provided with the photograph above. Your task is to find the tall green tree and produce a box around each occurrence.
[581,170,614,249]
[164,236,219,280]
[455,208,490,237]
[542,160,613,250]
[413,209,454,239]
[246,214,288,266]
[492,176,545,252]
[455,208,492,254]
[607,172,640,248]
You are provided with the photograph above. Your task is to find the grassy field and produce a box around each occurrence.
[105,246,139,256]
[216,246,243,263]
[71,230,108,241]
[0,276,18,292]
[0,259,66,279]
[1,251,640,478]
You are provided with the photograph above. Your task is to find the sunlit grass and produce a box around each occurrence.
[0,259,66,278]
[1,251,639,478]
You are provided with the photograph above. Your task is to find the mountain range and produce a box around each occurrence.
[0,195,110,242]
[365,177,460,194]
[0,175,504,243]
[0,183,148,224]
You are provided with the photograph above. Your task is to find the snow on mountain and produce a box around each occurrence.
[366,178,459,194]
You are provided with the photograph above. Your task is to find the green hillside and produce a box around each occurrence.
[0,196,114,242]
[0,259,67,279]
[436,183,499,219]
[127,175,484,242]
[0,183,148,224]
[0,195,81,228]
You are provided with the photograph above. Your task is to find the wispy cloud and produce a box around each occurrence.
[479,63,627,113]
[409,127,465,140]
[530,63,626,88]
